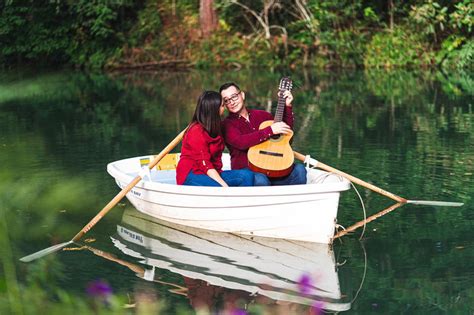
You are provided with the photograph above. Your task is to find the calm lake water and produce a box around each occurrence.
[1,68,473,314]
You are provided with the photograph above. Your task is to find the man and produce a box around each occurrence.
[219,82,307,186]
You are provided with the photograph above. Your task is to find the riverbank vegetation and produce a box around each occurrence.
[1,0,472,71]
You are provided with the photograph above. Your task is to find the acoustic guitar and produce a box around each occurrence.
[247,77,294,178]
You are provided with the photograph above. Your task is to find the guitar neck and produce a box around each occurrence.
[274,93,286,123]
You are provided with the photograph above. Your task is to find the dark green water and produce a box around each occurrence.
[0,69,472,314]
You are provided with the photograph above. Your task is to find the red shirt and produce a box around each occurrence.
[176,123,225,185]
[222,108,294,170]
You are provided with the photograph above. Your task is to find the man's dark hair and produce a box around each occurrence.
[219,82,241,93]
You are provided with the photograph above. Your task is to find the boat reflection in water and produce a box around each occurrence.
[111,208,351,313]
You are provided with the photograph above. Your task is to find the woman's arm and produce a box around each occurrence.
[206,169,229,187]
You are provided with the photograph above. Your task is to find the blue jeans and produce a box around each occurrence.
[183,169,255,187]
[245,164,307,186]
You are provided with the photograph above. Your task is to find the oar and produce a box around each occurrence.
[333,202,404,239]
[20,129,186,263]
[294,151,464,207]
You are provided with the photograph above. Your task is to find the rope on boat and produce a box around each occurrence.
[333,183,368,240]
[305,154,368,240]
[350,182,367,240]
[304,154,317,168]
[335,223,346,233]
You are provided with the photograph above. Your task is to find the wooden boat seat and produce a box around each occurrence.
[155,153,180,170]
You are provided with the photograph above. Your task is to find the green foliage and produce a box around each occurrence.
[0,0,473,69]
[364,28,434,68]
[193,33,278,68]
[126,1,162,47]
[363,6,379,24]
[0,2,71,65]
[409,0,473,45]
[409,0,449,43]
[449,0,473,33]
[306,0,365,31]
[435,1,474,70]
[408,1,473,69]
[437,36,473,70]
[0,1,139,69]
[327,29,369,68]
[65,1,138,69]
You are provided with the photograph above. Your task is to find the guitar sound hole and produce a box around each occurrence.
[270,134,281,140]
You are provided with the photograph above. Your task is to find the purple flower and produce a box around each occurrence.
[86,279,113,299]
[311,301,324,315]
[297,273,313,295]
[231,309,248,315]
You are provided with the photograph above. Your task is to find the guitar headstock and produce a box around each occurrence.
[279,77,293,92]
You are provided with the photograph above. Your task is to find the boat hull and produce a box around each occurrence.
[107,154,350,244]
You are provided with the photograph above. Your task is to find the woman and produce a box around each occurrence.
[176,91,254,187]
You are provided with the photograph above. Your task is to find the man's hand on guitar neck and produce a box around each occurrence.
[271,122,292,135]
[278,90,294,107]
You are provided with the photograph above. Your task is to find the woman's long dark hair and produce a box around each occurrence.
[191,91,222,138]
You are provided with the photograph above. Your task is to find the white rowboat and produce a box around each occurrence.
[107,153,350,244]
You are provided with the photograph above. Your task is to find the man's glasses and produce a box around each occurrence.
[223,92,241,105]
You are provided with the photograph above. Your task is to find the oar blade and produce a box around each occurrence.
[407,200,464,207]
[19,240,73,262]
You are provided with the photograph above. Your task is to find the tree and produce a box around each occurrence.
[200,0,218,38]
